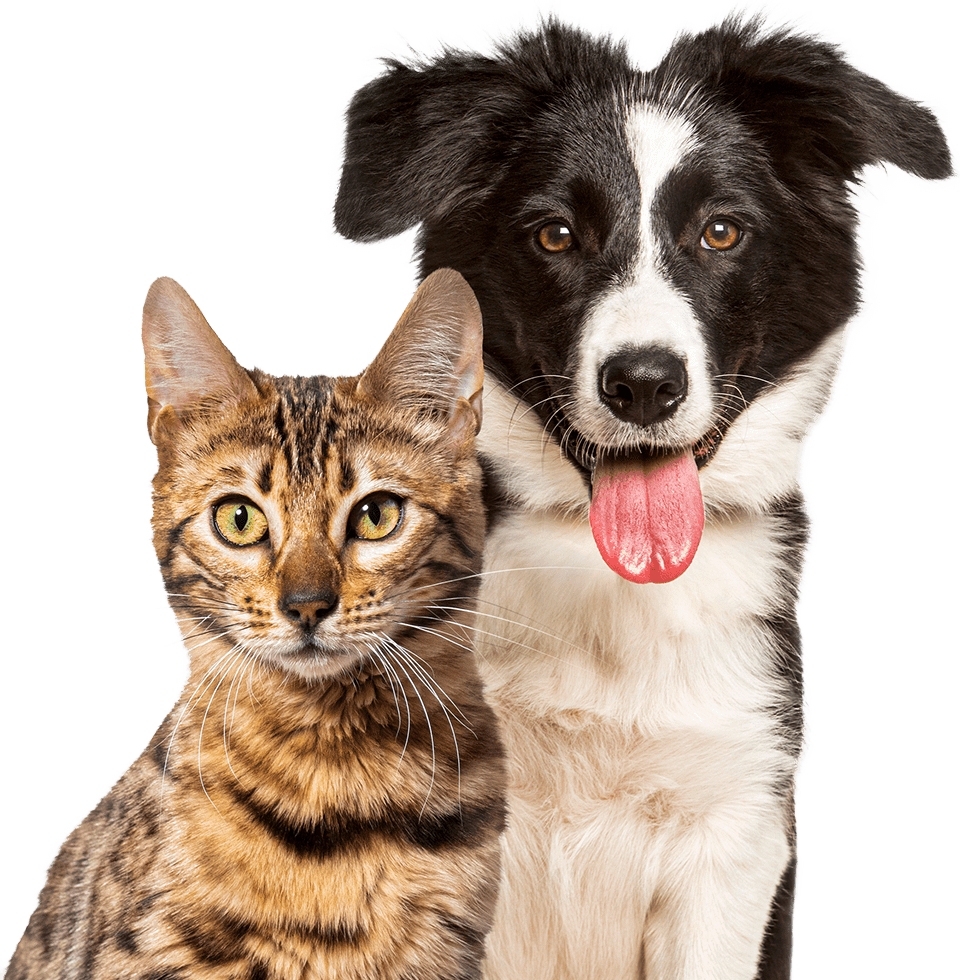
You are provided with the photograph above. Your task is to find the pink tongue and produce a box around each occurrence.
[589,448,704,584]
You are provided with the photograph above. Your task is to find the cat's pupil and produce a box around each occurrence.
[366,502,382,526]
[234,505,249,531]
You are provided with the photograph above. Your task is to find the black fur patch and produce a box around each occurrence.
[230,785,502,861]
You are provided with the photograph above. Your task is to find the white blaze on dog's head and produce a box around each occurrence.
[572,102,714,451]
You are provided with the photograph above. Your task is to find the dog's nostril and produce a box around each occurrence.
[598,348,688,426]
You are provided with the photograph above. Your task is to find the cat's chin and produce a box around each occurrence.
[268,645,366,684]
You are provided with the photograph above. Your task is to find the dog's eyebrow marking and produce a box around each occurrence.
[625,104,698,267]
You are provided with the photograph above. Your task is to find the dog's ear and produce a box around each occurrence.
[663,18,951,184]
[334,55,520,242]
[330,11,634,245]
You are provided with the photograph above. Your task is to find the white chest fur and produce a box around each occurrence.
[478,509,796,980]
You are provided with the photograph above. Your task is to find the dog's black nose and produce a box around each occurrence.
[598,348,688,426]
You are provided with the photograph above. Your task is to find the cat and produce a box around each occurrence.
[5,268,505,980]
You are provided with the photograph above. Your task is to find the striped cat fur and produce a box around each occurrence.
[6,269,505,980]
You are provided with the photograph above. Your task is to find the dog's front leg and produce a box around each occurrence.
[641,806,791,980]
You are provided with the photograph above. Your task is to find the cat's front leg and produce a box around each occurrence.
[640,806,791,980]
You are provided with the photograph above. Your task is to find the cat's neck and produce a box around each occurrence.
[162,632,475,827]
[190,653,398,731]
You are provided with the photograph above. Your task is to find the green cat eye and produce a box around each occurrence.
[213,499,269,547]
[349,493,403,541]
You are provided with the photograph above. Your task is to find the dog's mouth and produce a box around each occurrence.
[561,422,725,477]
[554,410,726,585]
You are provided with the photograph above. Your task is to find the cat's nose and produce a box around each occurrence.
[279,589,338,630]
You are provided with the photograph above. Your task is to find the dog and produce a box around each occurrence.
[334,19,951,980]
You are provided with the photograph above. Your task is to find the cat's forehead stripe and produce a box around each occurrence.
[269,380,336,481]
[257,460,273,495]
[273,399,295,478]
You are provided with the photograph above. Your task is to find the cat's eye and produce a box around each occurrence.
[348,493,403,541]
[213,499,269,547]
[700,219,742,251]
[536,221,576,253]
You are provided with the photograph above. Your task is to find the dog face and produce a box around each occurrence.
[335,20,950,575]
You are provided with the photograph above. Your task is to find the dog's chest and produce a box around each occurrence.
[477,506,790,731]
[475,503,796,836]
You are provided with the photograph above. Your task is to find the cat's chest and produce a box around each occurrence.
[475,507,791,733]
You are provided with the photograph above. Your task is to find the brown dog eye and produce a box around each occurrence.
[700,219,742,251]
[537,222,575,253]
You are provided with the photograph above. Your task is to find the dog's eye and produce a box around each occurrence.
[700,219,742,251]
[537,222,575,253]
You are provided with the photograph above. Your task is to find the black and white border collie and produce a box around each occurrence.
[334,19,951,980]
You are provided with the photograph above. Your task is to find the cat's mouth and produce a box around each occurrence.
[270,641,366,682]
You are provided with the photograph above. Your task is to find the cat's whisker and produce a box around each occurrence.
[165,593,243,613]
[369,640,414,762]
[380,642,438,815]
[196,646,252,815]
[180,621,252,648]
[393,619,477,661]
[421,614,588,669]
[390,564,603,605]
[388,623,473,725]
[247,653,265,706]
[393,641,468,807]
[171,600,237,613]
[158,640,240,817]
[166,615,213,647]
[369,642,407,741]
[383,637,465,810]
[384,633,473,731]
[427,601,595,659]
[222,645,257,787]
[423,590,593,660]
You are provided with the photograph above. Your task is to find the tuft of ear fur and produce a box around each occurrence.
[142,277,257,444]
[659,17,952,183]
[358,269,483,447]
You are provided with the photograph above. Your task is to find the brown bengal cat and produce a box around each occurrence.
[5,269,505,980]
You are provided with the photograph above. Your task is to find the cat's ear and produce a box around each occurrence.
[358,269,483,447]
[142,277,257,444]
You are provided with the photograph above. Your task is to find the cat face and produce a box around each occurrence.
[143,271,484,683]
